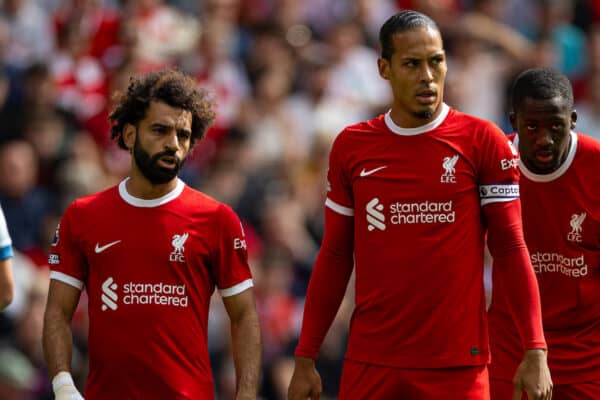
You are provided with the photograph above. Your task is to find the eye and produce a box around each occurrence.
[178,131,191,140]
[431,56,444,65]
[526,125,536,131]
[153,126,167,134]
[551,123,563,130]
[404,60,418,67]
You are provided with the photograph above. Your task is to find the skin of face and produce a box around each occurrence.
[511,96,576,174]
[377,26,447,128]
[123,101,193,188]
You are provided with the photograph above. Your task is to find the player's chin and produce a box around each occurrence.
[412,105,436,120]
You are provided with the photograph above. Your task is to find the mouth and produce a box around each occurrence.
[157,155,179,170]
[416,89,437,105]
[534,150,554,164]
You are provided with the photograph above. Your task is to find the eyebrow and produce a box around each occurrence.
[400,52,445,60]
[149,122,192,137]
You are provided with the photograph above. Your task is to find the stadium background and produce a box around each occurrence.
[0,0,599,398]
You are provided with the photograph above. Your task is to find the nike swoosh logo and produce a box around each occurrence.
[360,166,387,177]
[95,240,122,254]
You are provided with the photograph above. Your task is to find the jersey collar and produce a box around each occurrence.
[118,178,185,207]
[384,103,450,136]
[514,131,578,182]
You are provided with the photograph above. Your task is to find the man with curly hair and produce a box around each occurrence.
[42,69,262,400]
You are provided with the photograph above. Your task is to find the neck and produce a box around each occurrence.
[126,167,178,199]
[388,103,442,129]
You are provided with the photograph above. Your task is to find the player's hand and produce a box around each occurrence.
[287,356,322,400]
[52,372,84,400]
[513,349,552,400]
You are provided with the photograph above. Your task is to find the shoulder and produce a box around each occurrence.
[335,115,386,142]
[576,133,600,154]
[331,115,387,157]
[67,185,120,214]
[179,186,236,217]
[447,109,504,136]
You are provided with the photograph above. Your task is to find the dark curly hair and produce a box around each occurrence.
[109,69,216,149]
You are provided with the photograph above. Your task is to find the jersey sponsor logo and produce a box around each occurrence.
[440,155,459,183]
[501,157,519,170]
[366,198,385,231]
[48,253,60,265]
[51,223,60,246]
[95,240,122,254]
[360,165,387,177]
[390,200,455,224]
[170,232,188,263]
[234,238,247,250]
[531,252,588,278]
[101,277,118,311]
[479,184,519,199]
[568,212,586,243]
[367,199,457,230]
[101,277,189,310]
[235,222,247,249]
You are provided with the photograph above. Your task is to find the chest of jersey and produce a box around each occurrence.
[347,133,481,237]
[521,173,600,323]
[77,203,219,320]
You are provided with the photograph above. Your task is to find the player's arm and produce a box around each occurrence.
[0,257,14,311]
[288,207,354,400]
[484,200,552,400]
[43,279,84,400]
[223,287,261,400]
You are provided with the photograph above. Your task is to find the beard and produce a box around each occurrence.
[133,135,184,184]
[413,109,434,119]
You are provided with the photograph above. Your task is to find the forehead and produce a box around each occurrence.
[516,96,571,119]
[142,101,192,129]
[389,26,444,58]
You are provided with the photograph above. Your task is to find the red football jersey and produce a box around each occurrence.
[325,104,520,368]
[49,179,253,399]
[489,132,600,384]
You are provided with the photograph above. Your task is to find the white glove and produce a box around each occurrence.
[52,371,84,400]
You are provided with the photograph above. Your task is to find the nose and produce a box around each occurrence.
[419,64,434,83]
[164,131,179,151]
[536,130,553,147]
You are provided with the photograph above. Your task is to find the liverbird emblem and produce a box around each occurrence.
[170,232,189,262]
[441,154,459,183]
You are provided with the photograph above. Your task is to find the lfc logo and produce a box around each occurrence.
[567,213,586,243]
[170,232,189,263]
[441,155,459,183]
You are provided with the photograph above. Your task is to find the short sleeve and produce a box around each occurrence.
[477,124,520,207]
[325,135,354,216]
[0,206,13,260]
[212,205,253,297]
[48,202,86,290]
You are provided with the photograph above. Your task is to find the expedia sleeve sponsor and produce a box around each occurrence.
[479,184,519,205]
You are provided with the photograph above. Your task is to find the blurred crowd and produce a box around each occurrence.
[0,0,599,399]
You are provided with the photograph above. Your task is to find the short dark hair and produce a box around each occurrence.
[109,69,216,149]
[379,10,439,60]
[511,67,574,112]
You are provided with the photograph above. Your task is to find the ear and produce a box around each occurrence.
[570,109,577,130]
[377,57,390,80]
[509,111,517,131]
[123,123,136,151]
